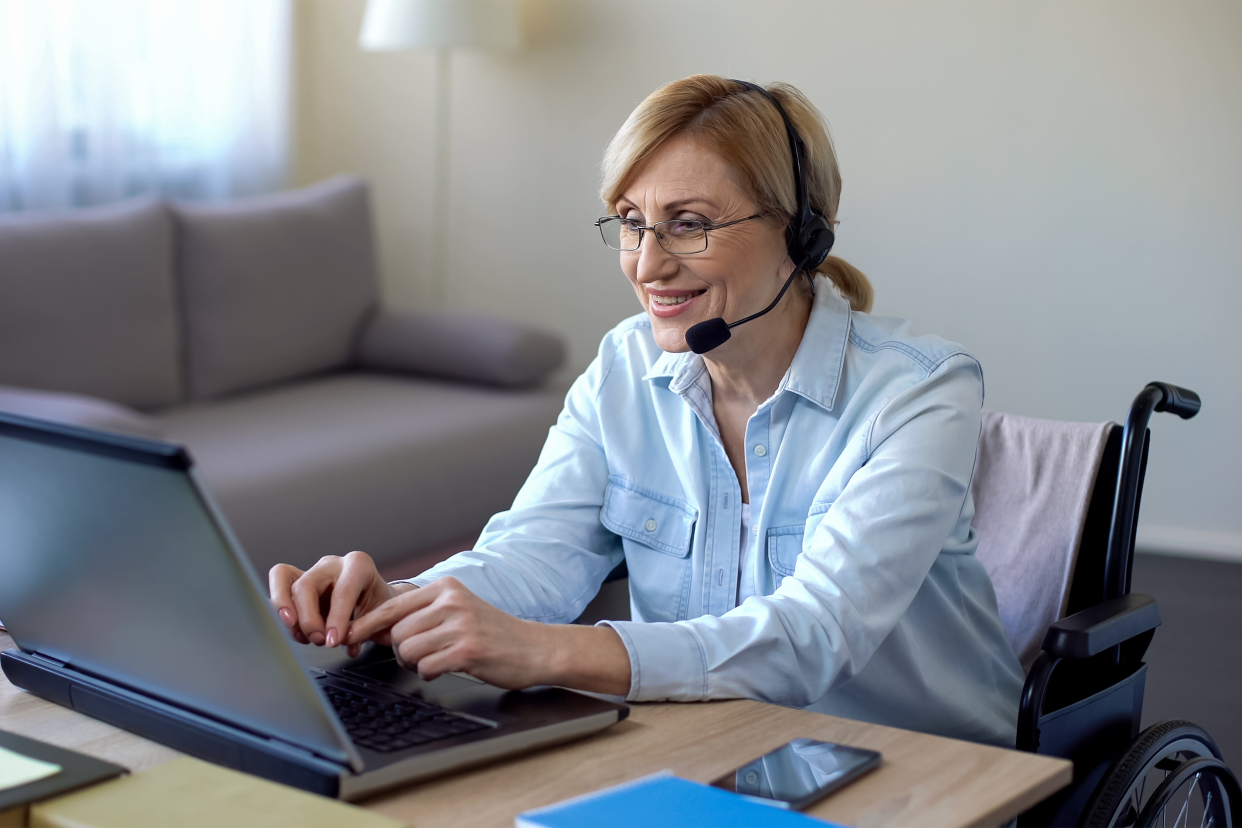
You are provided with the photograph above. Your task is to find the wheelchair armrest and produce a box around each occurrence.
[1042,593,1161,659]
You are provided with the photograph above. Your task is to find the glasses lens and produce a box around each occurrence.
[599,218,642,251]
[656,220,706,253]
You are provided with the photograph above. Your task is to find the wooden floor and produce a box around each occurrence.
[1132,551,1242,766]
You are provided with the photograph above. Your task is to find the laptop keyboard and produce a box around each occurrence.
[320,680,490,753]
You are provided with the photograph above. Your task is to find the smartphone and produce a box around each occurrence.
[709,738,881,810]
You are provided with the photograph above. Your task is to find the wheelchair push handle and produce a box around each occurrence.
[1149,382,1200,420]
[1104,381,1202,603]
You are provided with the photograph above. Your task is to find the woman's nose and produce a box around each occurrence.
[635,229,678,284]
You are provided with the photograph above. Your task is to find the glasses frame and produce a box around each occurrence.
[594,214,764,254]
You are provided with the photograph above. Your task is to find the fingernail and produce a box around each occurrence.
[309,631,325,646]
[325,628,337,648]
[278,608,292,625]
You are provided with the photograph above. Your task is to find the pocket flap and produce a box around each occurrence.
[766,523,807,576]
[601,477,696,557]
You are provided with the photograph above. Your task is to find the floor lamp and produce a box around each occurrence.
[359,0,522,305]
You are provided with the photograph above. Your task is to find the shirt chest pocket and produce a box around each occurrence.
[767,504,830,578]
[766,523,808,577]
[600,477,696,557]
[600,477,696,621]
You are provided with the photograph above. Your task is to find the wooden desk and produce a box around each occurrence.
[0,632,1069,827]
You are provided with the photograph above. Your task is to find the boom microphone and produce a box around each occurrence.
[683,257,809,355]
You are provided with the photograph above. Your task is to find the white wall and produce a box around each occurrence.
[296,0,1242,559]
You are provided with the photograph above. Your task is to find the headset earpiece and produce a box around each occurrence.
[798,212,834,270]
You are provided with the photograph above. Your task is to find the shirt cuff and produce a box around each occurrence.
[599,620,707,702]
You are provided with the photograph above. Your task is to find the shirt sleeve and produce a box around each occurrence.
[402,340,624,624]
[603,353,984,705]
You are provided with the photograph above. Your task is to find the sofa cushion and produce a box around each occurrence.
[155,373,564,575]
[172,175,379,401]
[357,310,566,388]
[0,385,165,439]
[0,197,181,409]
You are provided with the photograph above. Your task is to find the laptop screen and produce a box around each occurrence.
[0,414,355,768]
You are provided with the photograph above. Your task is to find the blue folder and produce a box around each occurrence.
[515,773,847,828]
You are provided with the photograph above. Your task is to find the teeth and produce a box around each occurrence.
[651,293,695,306]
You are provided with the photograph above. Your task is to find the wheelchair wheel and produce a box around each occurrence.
[1136,756,1242,827]
[1083,719,1240,827]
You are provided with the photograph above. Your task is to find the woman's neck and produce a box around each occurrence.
[703,286,812,410]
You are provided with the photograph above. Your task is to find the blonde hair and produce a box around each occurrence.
[600,75,874,314]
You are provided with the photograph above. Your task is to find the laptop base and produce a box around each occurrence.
[3,648,627,800]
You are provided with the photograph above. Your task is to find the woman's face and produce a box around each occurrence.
[615,134,793,354]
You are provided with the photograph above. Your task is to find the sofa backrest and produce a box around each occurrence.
[0,197,182,410]
[171,175,380,401]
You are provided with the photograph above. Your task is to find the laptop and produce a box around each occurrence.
[0,411,628,800]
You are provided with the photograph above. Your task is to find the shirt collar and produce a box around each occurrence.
[643,275,852,412]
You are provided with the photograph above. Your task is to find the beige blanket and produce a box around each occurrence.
[971,409,1113,672]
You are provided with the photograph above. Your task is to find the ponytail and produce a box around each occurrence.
[816,255,873,313]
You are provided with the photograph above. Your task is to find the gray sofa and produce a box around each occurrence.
[0,176,567,576]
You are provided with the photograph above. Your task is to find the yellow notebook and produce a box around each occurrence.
[29,757,403,828]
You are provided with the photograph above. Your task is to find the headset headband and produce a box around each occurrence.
[726,79,834,270]
[728,80,812,232]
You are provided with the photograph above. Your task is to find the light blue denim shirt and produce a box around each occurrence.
[409,277,1025,746]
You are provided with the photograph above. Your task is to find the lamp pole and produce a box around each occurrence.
[430,46,451,304]
[359,0,523,306]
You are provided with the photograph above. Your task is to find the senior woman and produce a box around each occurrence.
[269,75,1025,747]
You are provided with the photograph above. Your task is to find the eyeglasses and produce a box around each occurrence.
[594,214,763,254]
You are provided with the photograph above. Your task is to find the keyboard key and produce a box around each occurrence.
[318,679,490,753]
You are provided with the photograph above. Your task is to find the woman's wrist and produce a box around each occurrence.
[541,623,632,696]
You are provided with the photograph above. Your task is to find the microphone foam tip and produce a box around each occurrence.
[685,318,731,354]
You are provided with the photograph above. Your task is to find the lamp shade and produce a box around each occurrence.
[359,0,523,52]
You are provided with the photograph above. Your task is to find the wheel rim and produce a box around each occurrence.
[1105,738,1221,827]
[1136,757,1241,828]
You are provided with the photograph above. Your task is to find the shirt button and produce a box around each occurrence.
[752,524,760,536]
[753,444,767,456]
[645,519,657,532]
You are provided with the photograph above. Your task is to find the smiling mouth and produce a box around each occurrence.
[649,290,705,306]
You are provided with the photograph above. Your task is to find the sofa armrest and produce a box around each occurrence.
[0,385,164,439]
[1041,593,1161,659]
[355,310,566,388]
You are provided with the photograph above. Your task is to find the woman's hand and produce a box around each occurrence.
[345,576,632,695]
[268,551,413,657]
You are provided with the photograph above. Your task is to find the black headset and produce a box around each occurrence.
[727,79,835,271]
[682,80,837,353]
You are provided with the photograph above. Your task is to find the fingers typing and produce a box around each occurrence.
[322,551,376,648]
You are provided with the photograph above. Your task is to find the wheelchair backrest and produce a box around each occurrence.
[971,410,1116,671]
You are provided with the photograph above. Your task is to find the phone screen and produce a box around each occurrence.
[710,739,881,810]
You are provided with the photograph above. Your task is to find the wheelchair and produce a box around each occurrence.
[976,382,1240,827]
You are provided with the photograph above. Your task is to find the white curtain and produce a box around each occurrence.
[0,0,291,211]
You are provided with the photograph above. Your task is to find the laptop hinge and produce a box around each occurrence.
[266,735,333,764]
[29,651,68,669]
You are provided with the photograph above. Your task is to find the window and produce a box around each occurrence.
[0,0,291,211]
